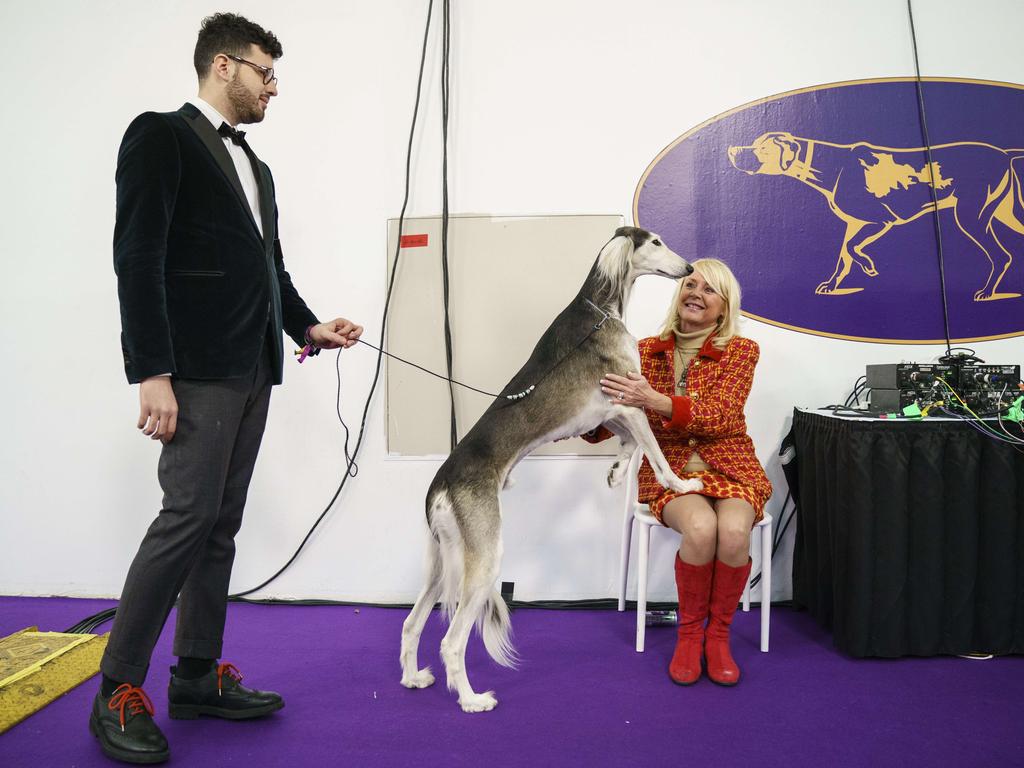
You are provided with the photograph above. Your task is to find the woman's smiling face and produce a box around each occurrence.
[676,271,724,332]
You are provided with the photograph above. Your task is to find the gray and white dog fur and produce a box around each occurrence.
[399,226,703,712]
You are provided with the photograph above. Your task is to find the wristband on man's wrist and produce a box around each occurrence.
[296,324,322,363]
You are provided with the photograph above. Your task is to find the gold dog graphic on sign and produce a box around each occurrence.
[728,131,1024,301]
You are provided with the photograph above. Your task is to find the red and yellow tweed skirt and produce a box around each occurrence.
[648,469,767,527]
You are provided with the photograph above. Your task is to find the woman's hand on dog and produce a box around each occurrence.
[601,372,673,417]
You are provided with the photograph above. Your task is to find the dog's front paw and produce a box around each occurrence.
[401,668,436,689]
[815,282,836,295]
[459,691,498,713]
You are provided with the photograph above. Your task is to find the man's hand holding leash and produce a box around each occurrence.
[308,317,364,349]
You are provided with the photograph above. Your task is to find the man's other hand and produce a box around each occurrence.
[139,376,178,443]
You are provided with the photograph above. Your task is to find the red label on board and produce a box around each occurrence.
[400,234,429,248]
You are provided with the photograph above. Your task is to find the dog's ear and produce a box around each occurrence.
[773,135,801,171]
[597,232,635,284]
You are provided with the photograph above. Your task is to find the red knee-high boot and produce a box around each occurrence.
[668,557,713,685]
[705,558,752,686]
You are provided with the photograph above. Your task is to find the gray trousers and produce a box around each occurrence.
[101,345,273,686]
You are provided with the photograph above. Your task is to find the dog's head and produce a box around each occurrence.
[728,131,803,175]
[598,226,693,284]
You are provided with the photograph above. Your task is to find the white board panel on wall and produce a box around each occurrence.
[385,214,624,457]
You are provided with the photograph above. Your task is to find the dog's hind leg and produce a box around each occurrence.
[439,493,508,713]
[399,533,442,690]
[608,407,702,494]
[954,191,1019,300]
[605,434,638,488]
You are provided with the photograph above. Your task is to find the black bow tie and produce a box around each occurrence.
[218,122,248,146]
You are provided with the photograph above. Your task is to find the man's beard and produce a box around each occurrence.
[226,77,263,124]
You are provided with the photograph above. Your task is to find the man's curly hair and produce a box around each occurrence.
[193,12,283,81]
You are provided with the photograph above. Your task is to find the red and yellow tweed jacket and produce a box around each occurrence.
[590,334,772,505]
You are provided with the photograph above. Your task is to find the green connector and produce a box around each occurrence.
[902,402,923,419]
[1007,396,1024,424]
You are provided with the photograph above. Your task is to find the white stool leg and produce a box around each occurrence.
[618,512,634,612]
[742,550,751,612]
[761,519,771,652]
[636,520,650,653]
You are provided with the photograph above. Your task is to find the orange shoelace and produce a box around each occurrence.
[107,684,155,732]
[216,662,243,696]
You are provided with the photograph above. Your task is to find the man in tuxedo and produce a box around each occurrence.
[91,13,362,764]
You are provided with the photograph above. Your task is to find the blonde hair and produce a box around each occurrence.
[658,258,742,349]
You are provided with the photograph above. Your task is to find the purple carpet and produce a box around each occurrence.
[1,596,1022,766]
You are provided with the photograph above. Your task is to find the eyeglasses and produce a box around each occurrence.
[225,54,277,85]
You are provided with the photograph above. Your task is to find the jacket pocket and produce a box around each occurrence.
[166,269,226,277]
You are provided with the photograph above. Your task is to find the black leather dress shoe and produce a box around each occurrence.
[167,662,284,720]
[88,684,169,764]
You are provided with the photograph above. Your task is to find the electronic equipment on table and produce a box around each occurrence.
[866,363,1020,414]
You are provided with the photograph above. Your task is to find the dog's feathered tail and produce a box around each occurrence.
[477,591,517,669]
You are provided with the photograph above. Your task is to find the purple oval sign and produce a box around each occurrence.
[635,78,1024,343]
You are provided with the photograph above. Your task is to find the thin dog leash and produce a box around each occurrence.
[497,298,612,404]
[353,337,500,397]
[318,297,613,402]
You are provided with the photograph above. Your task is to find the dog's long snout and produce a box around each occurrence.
[727,145,758,174]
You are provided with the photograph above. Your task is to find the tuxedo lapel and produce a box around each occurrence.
[178,103,262,238]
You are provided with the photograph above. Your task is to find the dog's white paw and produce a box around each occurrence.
[459,691,498,713]
[665,476,702,494]
[400,668,436,689]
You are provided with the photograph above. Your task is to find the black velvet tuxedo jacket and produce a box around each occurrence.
[114,102,318,384]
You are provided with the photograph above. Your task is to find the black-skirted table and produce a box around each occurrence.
[791,408,1024,657]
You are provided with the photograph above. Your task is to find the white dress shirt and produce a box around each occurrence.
[193,98,263,237]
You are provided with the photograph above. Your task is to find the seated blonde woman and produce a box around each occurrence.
[586,258,771,686]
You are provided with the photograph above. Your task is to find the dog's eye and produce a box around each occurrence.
[651,239,662,247]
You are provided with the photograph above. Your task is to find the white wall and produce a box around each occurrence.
[2,0,1021,603]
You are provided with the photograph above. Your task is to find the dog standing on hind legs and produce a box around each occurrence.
[399,227,703,712]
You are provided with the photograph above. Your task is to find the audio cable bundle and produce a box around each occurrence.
[823,357,1024,454]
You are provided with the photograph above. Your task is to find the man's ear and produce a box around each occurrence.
[208,53,233,83]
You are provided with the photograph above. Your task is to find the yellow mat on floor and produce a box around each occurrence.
[0,626,108,734]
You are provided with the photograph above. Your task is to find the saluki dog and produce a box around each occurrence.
[399,226,702,712]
